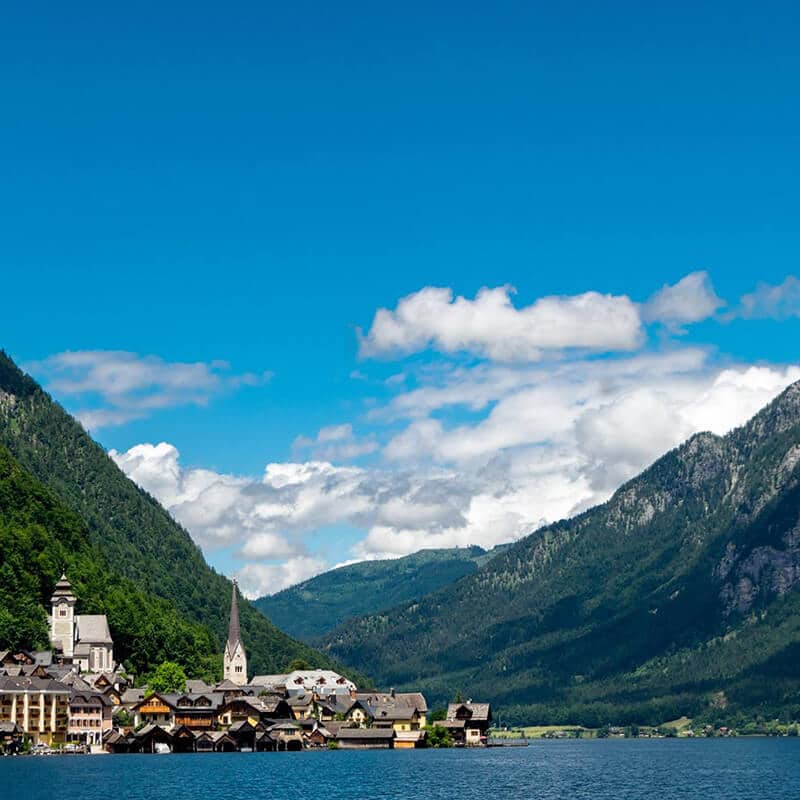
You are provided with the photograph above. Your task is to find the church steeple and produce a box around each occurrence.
[227,578,242,650]
[223,578,248,685]
[50,573,77,659]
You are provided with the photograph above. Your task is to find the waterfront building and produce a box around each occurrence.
[172,692,225,730]
[0,675,70,746]
[218,694,292,728]
[443,702,493,745]
[356,690,428,731]
[132,692,176,727]
[336,727,395,749]
[67,691,113,746]
[223,579,248,685]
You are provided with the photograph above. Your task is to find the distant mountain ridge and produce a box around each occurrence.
[322,380,800,725]
[0,351,344,679]
[254,545,508,641]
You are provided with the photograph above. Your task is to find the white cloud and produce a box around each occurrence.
[111,355,800,594]
[27,350,270,431]
[358,285,643,361]
[644,271,724,327]
[237,557,329,597]
[736,275,800,320]
[238,533,301,560]
[293,423,379,461]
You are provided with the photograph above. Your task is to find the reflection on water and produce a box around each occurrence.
[2,738,798,800]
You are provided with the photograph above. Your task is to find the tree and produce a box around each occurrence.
[425,724,453,748]
[286,658,312,672]
[429,707,447,722]
[147,661,187,695]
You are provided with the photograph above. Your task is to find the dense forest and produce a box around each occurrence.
[0,351,347,680]
[323,381,800,725]
[255,545,507,641]
[0,445,219,678]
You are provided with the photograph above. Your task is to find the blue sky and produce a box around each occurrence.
[2,2,800,594]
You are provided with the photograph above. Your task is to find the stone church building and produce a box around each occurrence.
[49,574,115,673]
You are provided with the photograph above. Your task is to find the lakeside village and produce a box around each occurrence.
[0,576,493,755]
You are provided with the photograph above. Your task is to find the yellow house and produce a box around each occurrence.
[355,691,428,731]
[0,676,70,746]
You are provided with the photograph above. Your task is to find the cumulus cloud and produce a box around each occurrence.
[358,285,643,361]
[111,355,800,594]
[27,350,270,431]
[643,271,724,328]
[293,423,379,461]
[237,557,329,597]
[736,275,800,320]
[95,274,800,594]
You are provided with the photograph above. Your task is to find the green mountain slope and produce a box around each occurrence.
[0,444,219,676]
[322,381,800,724]
[0,351,340,679]
[255,545,507,641]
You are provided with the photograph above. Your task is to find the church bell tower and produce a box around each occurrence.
[50,573,77,658]
[223,578,248,685]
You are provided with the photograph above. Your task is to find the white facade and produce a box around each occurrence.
[223,640,248,685]
[50,575,77,659]
[49,576,115,672]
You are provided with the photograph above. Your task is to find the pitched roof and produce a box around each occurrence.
[0,721,22,734]
[69,691,113,707]
[59,673,93,690]
[75,615,113,644]
[0,675,70,694]
[121,688,145,704]
[446,702,492,722]
[371,704,418,721]
[185,679,212,694]
[356,691,427,712]
[250,674,288,688]
[214,679,241,691]
[336,727,395,740]
[31,651,53,667]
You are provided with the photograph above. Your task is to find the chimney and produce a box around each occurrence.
[390,687,395,698]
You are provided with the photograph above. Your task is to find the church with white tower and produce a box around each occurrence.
[223,578,248,685]
[49,574,115,673]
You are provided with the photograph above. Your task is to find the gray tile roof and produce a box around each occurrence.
[446,702,492,722]
[0,675,70,694]
[75,615,113,644]
[251,674,288,688]
[121,688,145,704]
[356,691,428,713]
[185,679,212,693]
[336,727,395,740]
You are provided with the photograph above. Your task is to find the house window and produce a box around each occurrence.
[59,608,67,617]
[235,666,242,673]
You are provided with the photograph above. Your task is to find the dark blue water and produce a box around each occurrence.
[3,739,798,799]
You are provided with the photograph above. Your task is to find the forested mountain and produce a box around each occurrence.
[0,351,342,680]
[323,380,800,725]
[255,545,507,641]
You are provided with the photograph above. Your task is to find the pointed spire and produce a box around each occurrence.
[227,578,242,649]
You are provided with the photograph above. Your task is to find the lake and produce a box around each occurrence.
[3,739,799,799]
